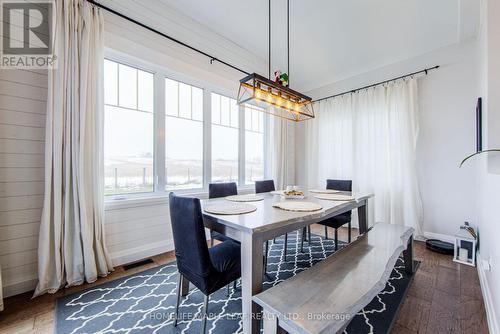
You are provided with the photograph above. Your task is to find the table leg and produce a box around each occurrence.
[263,310,278,334]
[403,235,414,274]
[241,232,264,334]
[357,200,368,235]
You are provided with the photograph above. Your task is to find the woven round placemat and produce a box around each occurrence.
[225,194,264,202]
[272,201,323,212]
[204,202,257,215]
[313,193,355,201]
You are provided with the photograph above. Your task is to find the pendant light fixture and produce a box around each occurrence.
[237,0,314,122]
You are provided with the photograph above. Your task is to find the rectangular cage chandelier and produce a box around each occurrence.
[237,73,314,122]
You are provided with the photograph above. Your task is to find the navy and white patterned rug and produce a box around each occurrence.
[56,232,417,333]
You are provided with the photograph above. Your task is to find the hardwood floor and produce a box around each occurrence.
[0,226,490,334]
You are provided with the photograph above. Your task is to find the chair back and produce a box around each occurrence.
[255,180,275,194]
[326,179,352,220]
[169,193,212,283]
[208,182,237,199]
[326,179,352,192]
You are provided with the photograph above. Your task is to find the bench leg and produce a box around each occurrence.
[403,235,414,274]
[324,225,328,239]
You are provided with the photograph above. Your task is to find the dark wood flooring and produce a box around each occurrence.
[0,225,490,334]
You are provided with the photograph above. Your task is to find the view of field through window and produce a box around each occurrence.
[104,60,154,195]
[245,104,265,184]
[165,78,204,190]
[211,93,239,183]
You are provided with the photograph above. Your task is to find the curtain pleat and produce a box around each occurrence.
[305,79,423,235]
[34,0,113,297]
[269,111,291,190]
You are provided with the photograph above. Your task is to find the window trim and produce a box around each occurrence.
[103,48,267,204]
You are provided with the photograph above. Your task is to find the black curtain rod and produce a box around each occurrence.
[313,65,440,103]
[87,0,250,76]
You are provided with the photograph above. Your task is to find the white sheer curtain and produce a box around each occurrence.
[268,113,290,190]
[35,0,113,297]
[305,79,423,235]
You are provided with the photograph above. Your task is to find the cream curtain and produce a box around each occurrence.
[34,0,113,297]
[268,111,292,190]
[305,79,423,235]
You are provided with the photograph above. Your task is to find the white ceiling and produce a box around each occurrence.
[158,0,479,92]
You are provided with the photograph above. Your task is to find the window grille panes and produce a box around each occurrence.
[104,60,154,195]
[165,78,204,190]
[244,104,265,184]
[211,93,239,183]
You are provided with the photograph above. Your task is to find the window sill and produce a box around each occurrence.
[104,187,254,211]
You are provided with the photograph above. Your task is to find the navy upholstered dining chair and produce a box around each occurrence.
[208,182,238,246]
[317,179,353,250]
[169,192,241,334]
[255,179,275,194]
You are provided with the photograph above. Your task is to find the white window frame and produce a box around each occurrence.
[104,49,268,205]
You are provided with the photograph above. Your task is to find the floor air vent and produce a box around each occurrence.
[123,258,154,271]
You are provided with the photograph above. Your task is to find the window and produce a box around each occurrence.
[245,104,265,184]
[165,78,204,190]
[103,54,268,198]
[104,59,154,195]
[211,93,239,183]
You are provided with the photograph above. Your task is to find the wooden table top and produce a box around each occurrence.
[201,191,373,233]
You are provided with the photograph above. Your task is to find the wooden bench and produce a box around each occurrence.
[253,222,414,334]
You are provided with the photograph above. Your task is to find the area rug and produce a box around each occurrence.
[56,231,418,334]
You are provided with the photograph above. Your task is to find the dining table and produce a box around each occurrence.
[200,190,373,334]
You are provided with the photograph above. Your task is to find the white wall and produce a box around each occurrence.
[296,41,480,239]
[416,42,479,238]
[0,69,47,297]
[475,0,500,331]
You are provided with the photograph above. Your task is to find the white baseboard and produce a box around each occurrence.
[110,240,174,267]
[415,231,455,243]
[3,276,37,298]
[477,252,500,334]
[2,241,175,299]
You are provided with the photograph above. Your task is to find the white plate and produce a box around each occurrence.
[313,194,355,201]
[204,202,257,215]
[273,201,323,212]
[225,194,264,202]
[270,190,285,196]
[309,189,341,194]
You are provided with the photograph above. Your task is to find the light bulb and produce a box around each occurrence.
[267,93,273,103]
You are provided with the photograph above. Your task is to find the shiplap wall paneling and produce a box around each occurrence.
[104,202,173,266]
[0,68,47,297]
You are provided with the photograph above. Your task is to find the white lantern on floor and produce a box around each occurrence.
[453,224,477,267]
